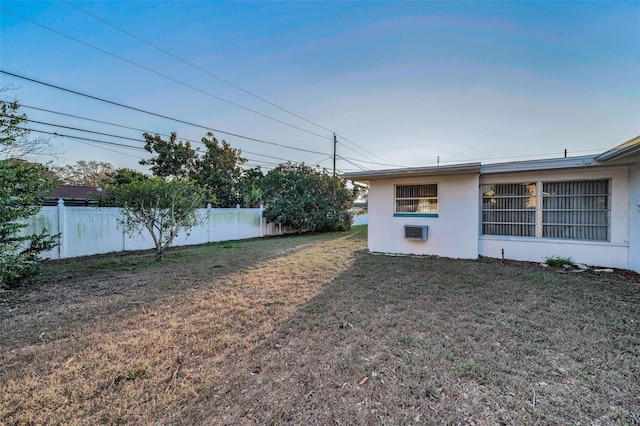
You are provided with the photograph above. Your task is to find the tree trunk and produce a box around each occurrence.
[155,248,164,262]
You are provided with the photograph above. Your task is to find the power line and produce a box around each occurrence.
[61,1,383,164]
[25,128,147,152]
[21,105,301,163]
[72,140,146,160]
[335,133,389,164]
[23,118,147,145]
[21,104,403,169]
[1,71,330,157]
[22,104,157,135]
[337,154,406,168]
[22,117,319,166]
[0,7,333,141]
[338,156,368,171]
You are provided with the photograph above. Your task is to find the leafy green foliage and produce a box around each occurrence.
[139,132,197,179]
[104,177,205,261]
[0,99,27,158]
[545,255,573,267]
[98,168,149,206]
[139,131,247,207]
[261,163,357,232]
[0,160,58,288]
[239,166,264,208]
[191,132,247,207]
[0,98,58,288]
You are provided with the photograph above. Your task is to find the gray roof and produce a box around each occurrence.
[342,162,481,182]
[595,135,640,163]
[343,135,640,182]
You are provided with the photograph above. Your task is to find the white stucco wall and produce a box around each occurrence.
[628,163,640,272]
[479,166,631,269]
[368,173,479,259]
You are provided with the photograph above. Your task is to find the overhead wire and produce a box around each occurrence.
[18,115,335,167]
[20,105,303,163]
[61,0,383,164]
[0,7,333,141]
[0,71,330,157]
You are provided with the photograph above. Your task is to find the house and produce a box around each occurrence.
[343,135,640,273]
[45,185,104,206]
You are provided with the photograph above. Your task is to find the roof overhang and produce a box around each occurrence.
[595,135,640,164]
[480,155,598,174]
[342,162,481,183]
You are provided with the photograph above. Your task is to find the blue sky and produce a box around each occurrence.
[1,1,639,173]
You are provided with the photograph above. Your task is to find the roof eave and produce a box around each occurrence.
[595,135,640,163]
[342,162,482,182]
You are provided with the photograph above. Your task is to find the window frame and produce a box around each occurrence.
[481,179,611,241]
[393,183,439,218]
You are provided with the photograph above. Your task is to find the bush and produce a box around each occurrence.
[545,255,573,267]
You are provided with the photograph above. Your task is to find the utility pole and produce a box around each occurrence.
[333,133,337,176]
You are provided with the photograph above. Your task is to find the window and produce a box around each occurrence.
[482,183,536,237]
[542,180,609,240]
[481,180,610,241]
[394,184,438,217]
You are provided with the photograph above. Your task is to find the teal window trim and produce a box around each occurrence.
[394,213,439,218]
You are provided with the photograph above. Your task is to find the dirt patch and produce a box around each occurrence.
[1,227,639,425]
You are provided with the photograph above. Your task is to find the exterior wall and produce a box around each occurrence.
[368,173,479,259]
[479,166,631,269]
[628,163,640,272]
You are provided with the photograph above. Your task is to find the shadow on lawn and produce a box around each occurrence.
[182,251,640,425]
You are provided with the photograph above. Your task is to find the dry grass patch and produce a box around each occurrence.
[1,227,639,425]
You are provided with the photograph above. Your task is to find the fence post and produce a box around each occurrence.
[57,199,66,259]
[206,203,212,243]
[235,204,240,240]
[121,208,127,252]
[259,204,264,237]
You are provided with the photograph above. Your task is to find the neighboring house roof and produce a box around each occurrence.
[47,185,104,205]
[343,136,640,182]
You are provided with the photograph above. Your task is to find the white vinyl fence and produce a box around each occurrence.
[24,201,268,260]
[22,201,370,260]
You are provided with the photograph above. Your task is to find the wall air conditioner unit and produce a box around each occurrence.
[404,225,429,240]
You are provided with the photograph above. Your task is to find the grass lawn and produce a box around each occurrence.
[1,226,639,425]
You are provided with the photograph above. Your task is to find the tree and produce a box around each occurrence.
[239,166,264,208]
[104,177,205,261]
[192,132,247,207]
[261,163,357,232]
[0,90,54,160]
[53,160,114,186]
[139,132,197,179]
[1,97,58,287]
[102,167,149,187]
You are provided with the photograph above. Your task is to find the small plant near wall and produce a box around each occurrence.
[545,255,573,267]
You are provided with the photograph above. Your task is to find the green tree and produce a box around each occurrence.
[239,166,264,208]
[0,98,58,287]
[192,132,247,207]
[104,177,206,261]
[261,163,357,232]
[139,132,197,179]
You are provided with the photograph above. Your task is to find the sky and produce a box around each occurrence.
[1,1,639,175]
